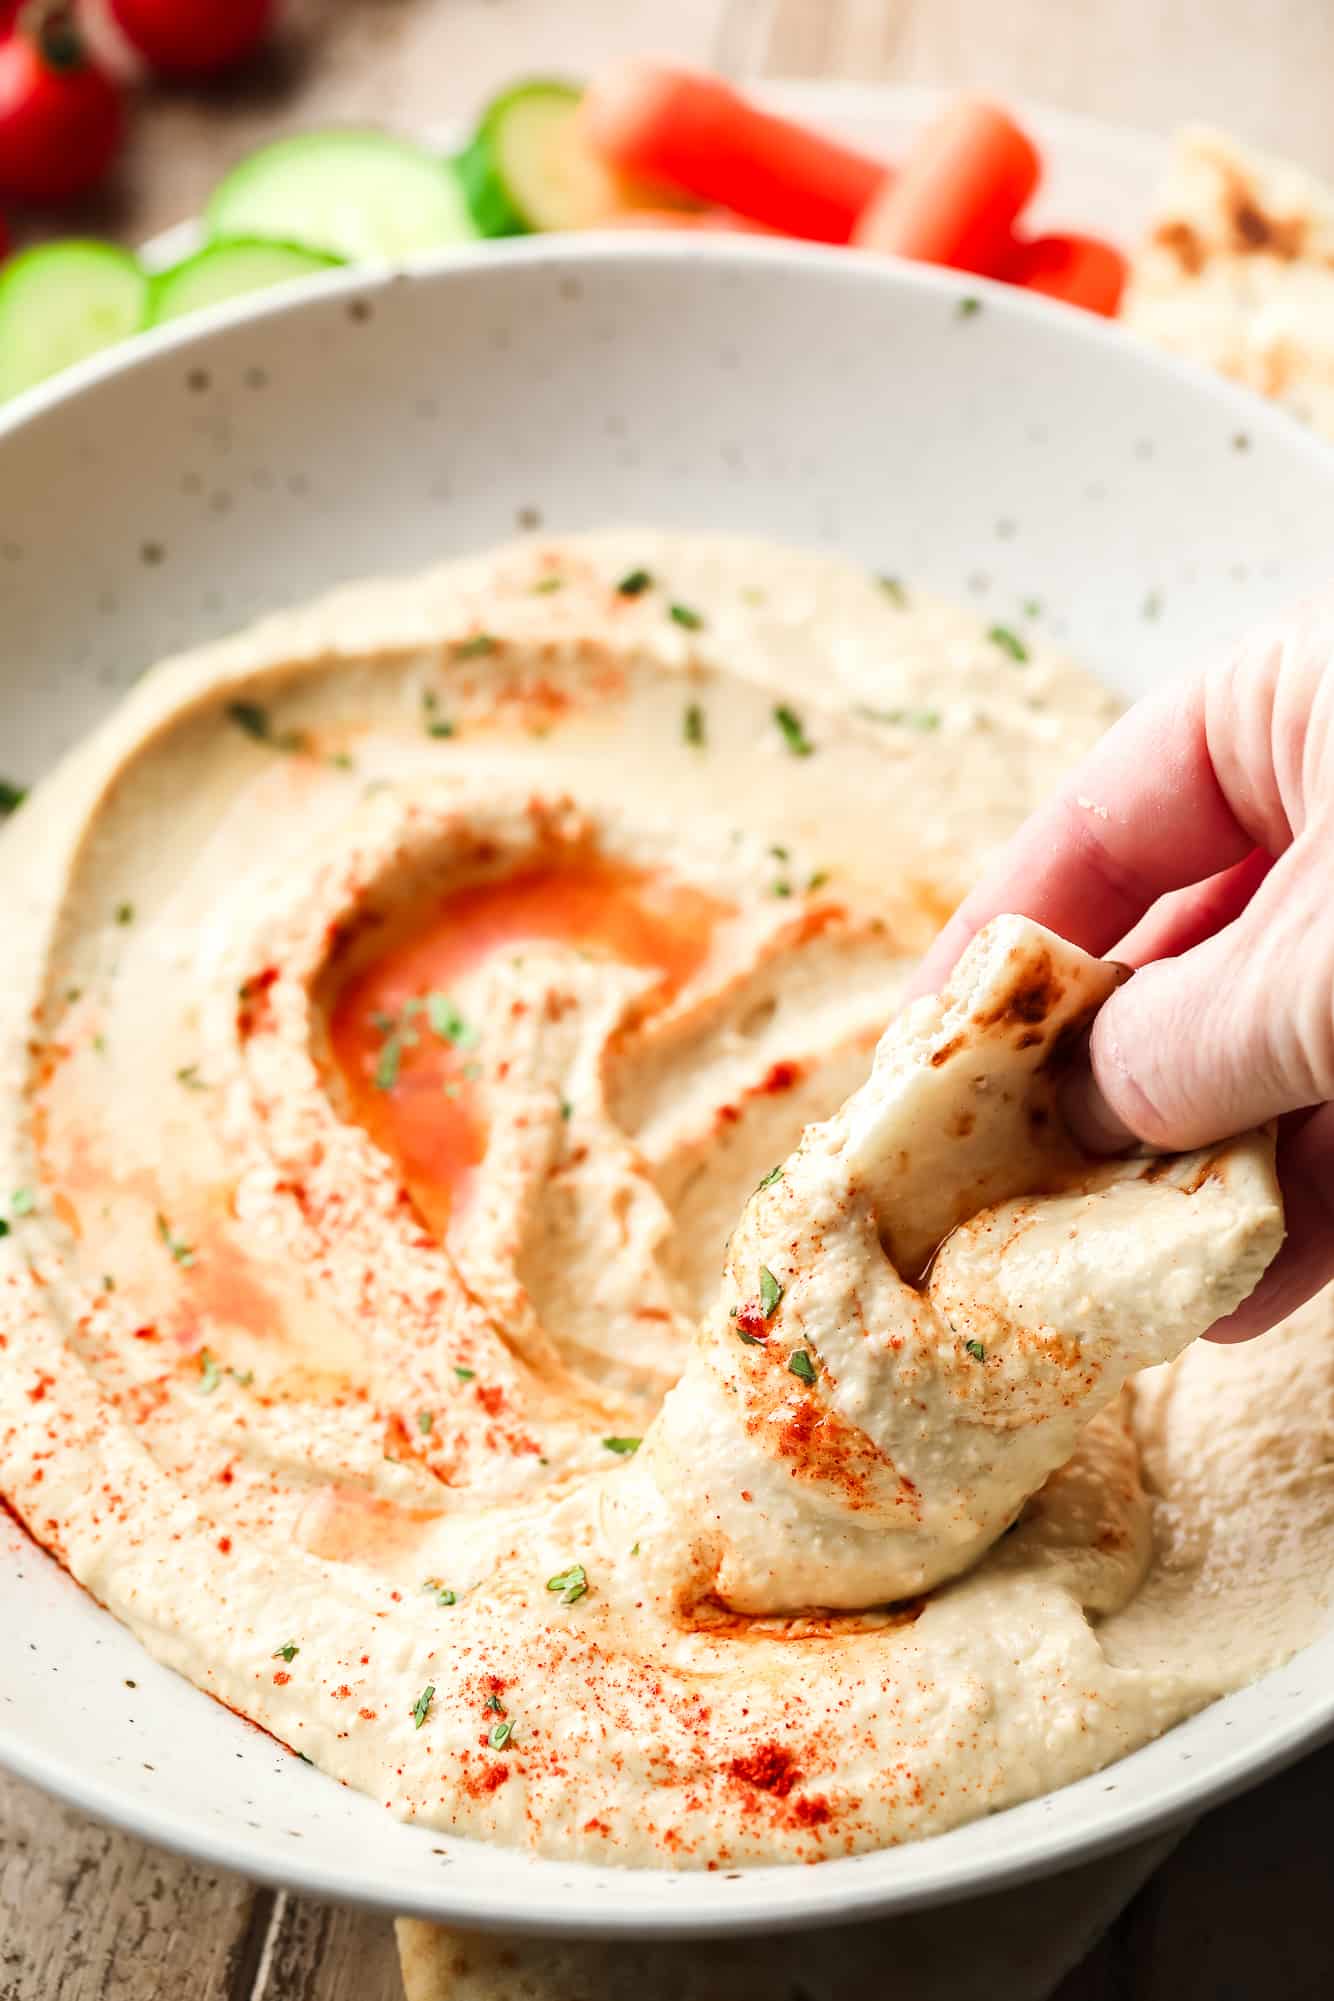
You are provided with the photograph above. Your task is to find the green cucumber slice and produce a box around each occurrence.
[0,241,149,402]
[148,238,345,325]
[459,79,629,235]
[206,130,480,262]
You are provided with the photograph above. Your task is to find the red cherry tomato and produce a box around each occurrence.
[0,7,123,203]
[107,0,272,78]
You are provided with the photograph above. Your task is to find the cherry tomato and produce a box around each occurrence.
[0,7,123,203]
[107,0,273,78]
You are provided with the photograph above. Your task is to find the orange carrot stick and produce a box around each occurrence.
[580,61,888,243]
[1005,233,1128,316]
[853,97,1041,274]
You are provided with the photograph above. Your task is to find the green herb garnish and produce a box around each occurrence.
[484,1693,505,1713]
[602,1436,641,1456]
[10,1187,35,1218]
[156,1213,195,1266]
[956,296,982,318]
[546,1562,588,1606]
[426,717,456,740]
[616,568,652,597]
[755,1165,783,1192]
[115,902,134,926]
[426,992,477,1048]
[374,1035,403,1092]
[488,1719,513,1750]
[412,1683,435,1729]
[454,1365,475,1382]
[987,625,1029,663]
[533,575,564,594]
[453,633,497,659]
[423,1579,457,1607]
[273,1641,299,1663]
[682,702,706,747]
[669,602,704,631]
[773,705,814,757]
[198,1348,221,1393]
[417,1408,434,1434]
[787,1349,817,1384]
[0,779,26,816]
[226,701,307,753]
[877,575,908,607]
[965,1339,987,1363]
[759,1266,783,1318]
[807,869,830,891]
[175,1064,206,1090]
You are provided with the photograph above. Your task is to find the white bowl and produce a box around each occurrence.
[2,239,1333,1937]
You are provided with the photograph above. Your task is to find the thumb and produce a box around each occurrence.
[1069,840,1334,1152]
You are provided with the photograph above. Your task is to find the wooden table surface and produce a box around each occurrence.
[6,3,1334,1996]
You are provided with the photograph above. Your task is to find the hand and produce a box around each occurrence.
[912,596,1334,1343]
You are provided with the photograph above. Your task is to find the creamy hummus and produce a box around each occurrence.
[1,531,1331,1868]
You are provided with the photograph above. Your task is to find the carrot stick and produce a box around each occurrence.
[853,97,1041,274]
[1005,233,1128,316]
[579,61,888,243]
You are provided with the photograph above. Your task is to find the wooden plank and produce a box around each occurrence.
[758,0,1334,178]
[0,1768,263,2001]
[251,1891,404,2001]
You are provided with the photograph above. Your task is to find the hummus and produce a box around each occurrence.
[1,530,1330,1869]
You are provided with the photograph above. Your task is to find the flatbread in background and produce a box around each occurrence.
[1121,123,1334,437]
[394,1836,1176,2000]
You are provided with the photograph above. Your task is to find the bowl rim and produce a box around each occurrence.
[2,233,1333,1934]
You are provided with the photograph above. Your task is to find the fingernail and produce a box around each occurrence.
[1063,1065,1139,1155]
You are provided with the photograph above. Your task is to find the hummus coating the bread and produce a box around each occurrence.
[0,531,1328,1869]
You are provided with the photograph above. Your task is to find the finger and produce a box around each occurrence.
[1206,1102,1334,1341]
[910,675,1252,996]
[1113,847,1273,969]
[1084,835,1334,1150]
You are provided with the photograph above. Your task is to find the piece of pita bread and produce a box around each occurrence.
[1121,124,1334,437]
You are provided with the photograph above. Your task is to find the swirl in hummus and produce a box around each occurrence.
[1,531,1330,1869]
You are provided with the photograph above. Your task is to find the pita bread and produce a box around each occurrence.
[648,916,1283,1612]
[1122,124,1334,437]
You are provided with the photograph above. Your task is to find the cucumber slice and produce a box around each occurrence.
[459,79,629,235]
[148,238,345,326]
[206,130,479,263]
[0,241,149,402]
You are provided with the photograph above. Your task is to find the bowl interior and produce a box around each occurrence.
[2,239,1333,1935]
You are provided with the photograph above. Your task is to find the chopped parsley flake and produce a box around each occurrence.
[533,575,564,594]
[616,568,652,597]
[417,1408,434,1434]
[273,1641,299,1663]
[423,1579,457,1607]
[462,1060,483,1083]
[328,751,356,771]
[453,633,497,659]
[1142,591,1163,621]
[374,1035,403,1092]
[682,702,706,747]
[669,602,704,631]
[559,1098,573,1121]
[602,1436,641,1456]
[759,1266,783,1318]
[987,624,1029,663]
[411,1683,435,1729]
[787,1348,817,1384]
[769,844,790,862]
[965,1339,987,1363]
[175,1064,206,1090]
[1022,597,1042,618]
[198,1348,221,1393]
[488,1719,513,1750]
[102,1271,114,1289]
[546,1562,588,1606]
[0,1220,10,1240]
[454,1365,475,1382]
[115,901,134,926]
[868,705,940,732]
[771,880,792,898]
[956,295,983,318]
[755,1165,783,1192]
[484,1692,505,1713]
[156,1213,196,1267]
[0,778,27,816]
[773,705,814,757]
[630,1541,640,1556]
[228,1367,254,1388]
[877,575,908,607]
[426,992,477,1048]
[807,869,831,891]
[426,717,456,740]
[226,700,307,753]
[10,1187,34,1218]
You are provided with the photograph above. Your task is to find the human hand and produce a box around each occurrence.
[912,596,1334,1343]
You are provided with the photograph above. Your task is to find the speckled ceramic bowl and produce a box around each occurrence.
[2,239,1333,1936]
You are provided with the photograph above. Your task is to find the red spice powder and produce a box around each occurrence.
[728,1742,800,1798]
